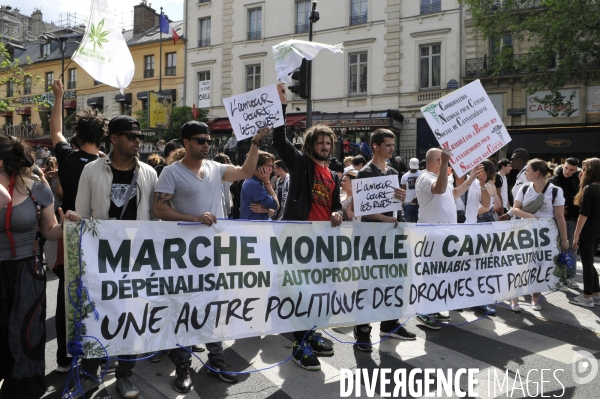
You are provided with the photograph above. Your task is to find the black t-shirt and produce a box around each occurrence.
[579,183,600,225]
[495,173,503,188]
[108,166,137,220]
[154,162,167,177]
[55,141,99,212]
[357,161,398,222]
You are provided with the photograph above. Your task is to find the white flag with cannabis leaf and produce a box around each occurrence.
[73,0,134,93]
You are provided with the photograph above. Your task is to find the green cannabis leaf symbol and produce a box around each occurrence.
[89,19,109,52]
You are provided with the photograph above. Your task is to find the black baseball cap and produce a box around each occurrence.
[108,116,140,135]
[181,121,210,139]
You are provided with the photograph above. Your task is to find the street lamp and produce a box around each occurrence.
[306,1,320,129]
[38,32,80,133]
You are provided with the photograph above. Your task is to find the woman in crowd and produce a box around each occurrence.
[476,160,497,223]
[340,170,360,221]
[511,159,569,311]
[571,158,600,307]
[0,136,80,398]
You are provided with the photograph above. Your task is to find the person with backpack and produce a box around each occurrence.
[510,159,569,311]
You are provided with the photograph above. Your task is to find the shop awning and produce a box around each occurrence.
[63,100,77,109]
[285,114,305,127]
[0,110,13,117]
[161,89,176,99]
[15,107,30,115]
[115,93,132,103]
[507,126,600,155]
[209,118,232,131]
[87,97,104,107]
[137,91,148,100]
[301,110,403,131]
[25,138,53,148]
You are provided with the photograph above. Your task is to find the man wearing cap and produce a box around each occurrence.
[74,115,157,399]
[153,121,270,392]
[400,158,422,222]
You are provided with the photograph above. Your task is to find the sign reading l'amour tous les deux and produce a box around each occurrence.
[65,219,560,358]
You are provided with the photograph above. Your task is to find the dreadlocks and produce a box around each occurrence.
[302,124,337,158]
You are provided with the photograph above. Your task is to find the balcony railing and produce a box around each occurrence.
[198,0,211,3]
[165,66,176,76]
[421,3,442,15]
[465,54,527,77]
[67,81,76,89]
[198,38,211,47]
[247,30,262,40]
[144,69,154,78]
[295,23,309,34]
[350,13,368,25]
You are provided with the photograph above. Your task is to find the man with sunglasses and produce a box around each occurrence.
[153,120,270,392]
[75,115,157,399]
[500,148,530,221]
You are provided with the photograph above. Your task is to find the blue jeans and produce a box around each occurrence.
[403,204,419,223]
[566,219,576,278]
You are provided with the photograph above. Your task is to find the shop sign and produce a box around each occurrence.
[19,91,77,104]
[526,89,580,118]
[1,124,37,137]
[507,108,526,116]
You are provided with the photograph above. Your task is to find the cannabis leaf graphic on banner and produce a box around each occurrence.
[89,19,109,52]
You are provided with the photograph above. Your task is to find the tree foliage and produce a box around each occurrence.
[133,105,208,143]
[460,0,600,94]
[0,42,45,112]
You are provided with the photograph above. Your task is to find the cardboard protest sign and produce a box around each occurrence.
[352,175,403,217]
[223,84,284,140]
[65,218,559,357]
[420,80,511,177]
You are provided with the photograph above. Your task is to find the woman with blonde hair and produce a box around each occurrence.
[571,158,600,307]
[340,170,360,221]
[510,158,569,311]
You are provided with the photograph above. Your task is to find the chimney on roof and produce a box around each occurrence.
[133,1,158,35]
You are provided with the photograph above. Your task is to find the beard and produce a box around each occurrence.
[312,148,330,161]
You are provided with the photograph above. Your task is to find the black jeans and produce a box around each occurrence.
[579,230,600,295]
[81,355,136,380]
[54,264,69,366]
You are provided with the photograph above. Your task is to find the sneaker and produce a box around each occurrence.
[431,312,451,322]
[208,356,239,383]
[192,344,206,352]
[569,294,595,308]
[353,325,373,352]
[593,295,600,304]
[148,352,163,363]
[307,332,334,355]
[567,278,579,289]
[292,340,321,371]
[116,377,139,399]
[174,365,193,393]
[532,302,542,311]
[511,304,522,313]
[380,323,417,340]
[56,363,71,373]
[559,284,569,292]
[62,377,102,399]
[416,315,441,330]
[472,305,496,316]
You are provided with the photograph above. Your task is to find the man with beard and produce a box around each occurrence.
[272,84,342,371]
[153,121,269,392]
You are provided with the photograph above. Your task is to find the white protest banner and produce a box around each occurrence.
[420,80,511,177]
[65,218,561,358]
[352,175,402,217]
[198,80,211,108]
[222,84,284,140]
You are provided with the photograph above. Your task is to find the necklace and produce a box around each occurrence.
[111,159,136,171]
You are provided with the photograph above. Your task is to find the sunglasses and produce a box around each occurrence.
[190,137,213,145]
[118,132,144,142]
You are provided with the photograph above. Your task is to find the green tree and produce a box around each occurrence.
[162,106,208,142]
[460,0,600,94]
[0,43,45,112]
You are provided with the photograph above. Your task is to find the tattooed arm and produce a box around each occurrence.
[153,192,217,225]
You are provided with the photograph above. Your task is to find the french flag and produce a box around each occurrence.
[159,14,180,44]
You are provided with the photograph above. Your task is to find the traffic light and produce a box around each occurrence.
[288,58,308,99]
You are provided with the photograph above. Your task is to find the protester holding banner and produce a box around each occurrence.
[153,121,270,389]
[50,79,106,374]
[0,136,81,399]
[511,159,569,311]
[353,129,416,349]
[272,83,341,371]
[73,115,157,399]
[504,148,530,216]
[415,148,482,328]
[400,158,422,223]
[475,160,497,223]
[572,158,600,307]
[340,170,360,222]
[273,160,290,220]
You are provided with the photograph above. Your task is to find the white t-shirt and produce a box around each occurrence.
[416,171,457,223]
[514,182,565,218]
[499,173,509,209]
[511,166,528,203]
[401,170,422,204]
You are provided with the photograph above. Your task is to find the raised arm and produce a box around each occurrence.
[50,79,67,147]
[222,128,271,182]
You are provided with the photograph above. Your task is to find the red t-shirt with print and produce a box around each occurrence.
[307,163,335,221]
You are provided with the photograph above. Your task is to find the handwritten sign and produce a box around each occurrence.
[198,80,210,108]
[223,84,284,140]
[352,175,403,217]
[420,80,511,178]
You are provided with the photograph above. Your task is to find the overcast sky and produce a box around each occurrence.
[15,0,184,30]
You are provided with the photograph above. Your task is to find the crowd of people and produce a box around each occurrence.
[1,80,599,399]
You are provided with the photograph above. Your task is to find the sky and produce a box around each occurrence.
[15,0,184,30]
